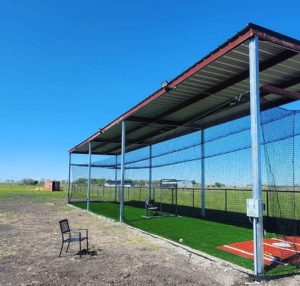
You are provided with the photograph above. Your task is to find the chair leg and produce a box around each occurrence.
[79,233,82,258]
[86,230,89,253]
[59,241,64,258]
[66,240,71,253]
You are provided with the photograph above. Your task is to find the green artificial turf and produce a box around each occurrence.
[72,201,254,269]
[71,201,300,276]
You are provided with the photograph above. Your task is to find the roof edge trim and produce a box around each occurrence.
[249,23,300,52]
[69,24,256,153]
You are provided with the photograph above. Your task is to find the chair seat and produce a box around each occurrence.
[64,236,87,243]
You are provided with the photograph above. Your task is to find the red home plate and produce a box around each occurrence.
[218,237,300,265]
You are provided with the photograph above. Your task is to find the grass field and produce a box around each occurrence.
[0,183,67,200]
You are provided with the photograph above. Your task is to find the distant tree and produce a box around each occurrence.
[139,180,147,187]
[76,178,88,184]
[91,178,106,185]
[131,180,147,187]
[22,178,38,185]
[191,180,196,186]
[98,178,107,185]
[214,182,225,188]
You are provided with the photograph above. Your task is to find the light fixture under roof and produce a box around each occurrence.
[161,80,168,88]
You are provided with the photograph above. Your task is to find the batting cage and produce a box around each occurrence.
[68,24,300,275]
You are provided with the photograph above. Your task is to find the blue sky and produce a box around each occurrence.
[0,0,299,181]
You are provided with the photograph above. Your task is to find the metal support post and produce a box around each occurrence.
[67,153,72,203]
[120,121,126,223]
[201,129,205,217]
[114,155,118,202]
[148,145,152,200]
[249,36,264,276]
[87,141,92,211]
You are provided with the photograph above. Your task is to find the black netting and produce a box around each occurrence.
[69,105,300,239]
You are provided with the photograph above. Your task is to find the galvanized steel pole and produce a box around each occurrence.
[67,153,72,203]
[114,155,118,202]
[87,141,92,211]
[201,130,205,217]
[249,36,264,276]
[120,121,126,223]
[149,145,152,200]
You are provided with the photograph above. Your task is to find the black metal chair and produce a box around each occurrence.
[145,199,158,217]
[59,219,88,258]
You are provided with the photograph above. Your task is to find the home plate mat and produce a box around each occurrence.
[218,236,300,265]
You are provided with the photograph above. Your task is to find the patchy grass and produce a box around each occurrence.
[0,183,67,201]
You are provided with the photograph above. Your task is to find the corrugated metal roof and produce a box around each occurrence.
[70,23,300,155]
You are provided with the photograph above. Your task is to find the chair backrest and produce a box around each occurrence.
[59,219,70,234]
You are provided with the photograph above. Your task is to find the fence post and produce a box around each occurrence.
[225,189,228,212]
[175,186,178,215]
[140,186,142,201]
[192,188,195,208]
[266,189,269,217]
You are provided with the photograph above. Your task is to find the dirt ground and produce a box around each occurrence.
[1,193,300,286]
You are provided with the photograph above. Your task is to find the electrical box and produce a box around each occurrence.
[246,199,261,218]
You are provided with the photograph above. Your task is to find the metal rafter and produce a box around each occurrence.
[96,50,297,154]
[105,76,300,154]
